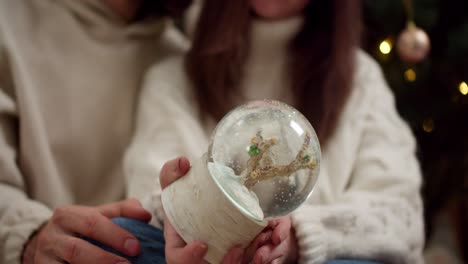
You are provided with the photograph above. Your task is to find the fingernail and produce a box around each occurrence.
[193,244,208,257]
[173,157,181,173]
[124,238,138,255]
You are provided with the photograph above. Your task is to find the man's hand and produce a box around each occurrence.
[22,199,152,264]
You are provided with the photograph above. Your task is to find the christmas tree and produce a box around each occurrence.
[363,0,468,261]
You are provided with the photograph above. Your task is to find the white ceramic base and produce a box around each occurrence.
[162,155,267,263]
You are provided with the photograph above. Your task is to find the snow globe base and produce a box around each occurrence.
[161,155,267,263]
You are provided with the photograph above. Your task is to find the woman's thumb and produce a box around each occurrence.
[160,156,191,189]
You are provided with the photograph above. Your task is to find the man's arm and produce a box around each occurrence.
[0,29,55,264]
[0,28,150,264]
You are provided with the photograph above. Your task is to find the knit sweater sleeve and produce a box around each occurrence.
[0,29,53,264]
[291,54,424,264]
[124,57,208,229]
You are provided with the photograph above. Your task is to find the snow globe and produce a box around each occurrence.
[162,100,320,263]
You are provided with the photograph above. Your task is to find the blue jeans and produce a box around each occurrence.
[86,217,165,264]
[88,217,382,264]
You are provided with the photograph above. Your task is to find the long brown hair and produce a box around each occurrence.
[186,0,361,145]
[137,0,193,19]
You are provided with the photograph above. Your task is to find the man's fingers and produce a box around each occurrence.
[160,157,191,189]
[98,199,152,222]
[33,254,63,264]
[53,206,141,256]
[55,235,130,264]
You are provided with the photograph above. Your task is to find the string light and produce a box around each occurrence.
[404,68,417,82]
[459,81,468,95]
[379,39,392,55]
[422,118,434,133]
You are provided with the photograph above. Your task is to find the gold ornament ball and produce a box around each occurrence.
[397,26,430,64]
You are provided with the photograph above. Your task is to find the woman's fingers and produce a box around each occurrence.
[242,230,272,262]
[222,247,244,264]
[165,243,208,264]
[176,241,209,263]
[163,218,186,249]
[269,217,291,245]
[253,243,286,264]
[164,217,208,264]
[160,157,191,189]
[161,157,207,264]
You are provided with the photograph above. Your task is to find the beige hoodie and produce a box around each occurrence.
[0,0,188,262]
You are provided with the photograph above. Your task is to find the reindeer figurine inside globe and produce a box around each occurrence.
[162,100,321,263]
[241,130,317,188]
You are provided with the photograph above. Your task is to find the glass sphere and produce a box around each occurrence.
[207,100,321,222]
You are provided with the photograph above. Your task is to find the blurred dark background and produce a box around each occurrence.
[362,0,468,262]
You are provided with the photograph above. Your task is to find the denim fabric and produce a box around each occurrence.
[88,217,383,264]
[325,261,382,264]
[86,217,165,264]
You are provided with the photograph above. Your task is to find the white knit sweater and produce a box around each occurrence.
[124,17,425,264]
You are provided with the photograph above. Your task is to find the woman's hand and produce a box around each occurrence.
[160,157,246,264]
[22,199,152,264]
[159,157,209,264]
[240,216,299,264]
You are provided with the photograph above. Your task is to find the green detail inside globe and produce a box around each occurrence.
[248,145,260,156]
